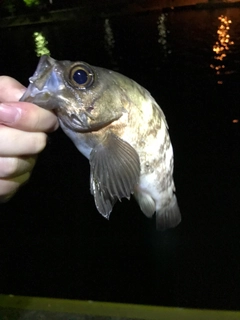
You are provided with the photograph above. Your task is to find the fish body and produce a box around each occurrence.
[21,55,181,230]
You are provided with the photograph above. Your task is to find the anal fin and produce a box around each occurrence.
[134,192,156,218]
[156,195,181,231]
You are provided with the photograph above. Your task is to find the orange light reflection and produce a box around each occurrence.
[211,15,234,84]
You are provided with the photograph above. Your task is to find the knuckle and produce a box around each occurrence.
[0,171,31,201]
[0,76,10,87]
[30,133,47,153]
[0,157,19,178]
[0,179,18,200]
[18,171,31,186]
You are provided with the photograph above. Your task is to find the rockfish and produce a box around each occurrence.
[21,55,181,230]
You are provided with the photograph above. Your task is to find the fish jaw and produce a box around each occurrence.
[58,118,93,159]
[20,55,63,109]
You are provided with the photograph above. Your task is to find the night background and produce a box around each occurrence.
[0,0,240,313]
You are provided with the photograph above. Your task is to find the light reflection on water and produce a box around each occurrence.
[210,15,234,85]
[157,13,170,56]
[104,18,115,56]
[33,31,50,57]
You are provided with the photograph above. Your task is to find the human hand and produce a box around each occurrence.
[0,76,59,202]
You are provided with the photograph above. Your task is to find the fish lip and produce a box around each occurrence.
[20,55,55,102]
[28,55,57,90]
[20,83,56,110]
[20,55,62,110]
[20,83,36,102]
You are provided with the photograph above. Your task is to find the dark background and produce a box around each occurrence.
[0,6,240,311]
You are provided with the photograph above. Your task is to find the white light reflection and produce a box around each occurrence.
[157,14,170,56]
[33,32,50,57]
[104,19,115,56]
[210,15,234,84]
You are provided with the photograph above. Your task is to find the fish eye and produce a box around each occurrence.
[68,63,94,89]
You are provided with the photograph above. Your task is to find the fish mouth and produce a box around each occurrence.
[59,111,99,133]
[20,55,61,110]
[20,55,100,132]
[58,109,116,133]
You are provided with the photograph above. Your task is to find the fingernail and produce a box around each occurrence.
[0,103,21,124]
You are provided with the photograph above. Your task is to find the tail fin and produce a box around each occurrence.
[156,194,181,231]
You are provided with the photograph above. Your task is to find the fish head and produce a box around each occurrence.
[21,55,128,132]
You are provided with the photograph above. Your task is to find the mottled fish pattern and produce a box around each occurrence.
[21,55,181,230]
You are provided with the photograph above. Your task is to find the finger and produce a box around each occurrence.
[0,156,36,179]
[0,126,47,156]
[0,102,59,132]
[0,172,31,202]
[0,76,26,102]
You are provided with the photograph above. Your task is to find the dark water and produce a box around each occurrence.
[0,7,240,310]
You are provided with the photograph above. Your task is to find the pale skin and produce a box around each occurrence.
[0,76,59,202]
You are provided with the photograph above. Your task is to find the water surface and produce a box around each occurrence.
[0,7,240,310]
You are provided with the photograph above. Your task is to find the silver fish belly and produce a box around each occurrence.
[21,55,181,230]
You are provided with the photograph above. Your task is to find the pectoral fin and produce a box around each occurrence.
[90,132,140,219]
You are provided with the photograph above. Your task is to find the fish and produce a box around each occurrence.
[20,55,181,230]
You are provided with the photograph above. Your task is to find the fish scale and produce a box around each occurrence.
[20,55,181,230]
